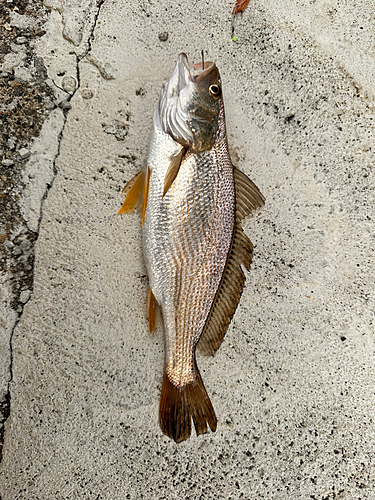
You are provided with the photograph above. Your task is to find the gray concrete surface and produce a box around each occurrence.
[1,0,375,498]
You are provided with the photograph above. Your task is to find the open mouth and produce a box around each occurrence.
[178,53,215,83]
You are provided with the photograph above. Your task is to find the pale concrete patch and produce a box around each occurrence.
[34,9,79,96]
[21,108,65,233]
[0,276,18,401]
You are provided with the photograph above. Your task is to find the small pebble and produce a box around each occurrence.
[61,75,77,94]
[158,32,169,42]
[86,55,116,80]
[13,246,22,256]
[20,239,31,250]
[81,88,94,99]
[1,159,14,167]
[19,290,31,304]
[18,147,30,159]
[59,100,72,110]
[16,36,27,44]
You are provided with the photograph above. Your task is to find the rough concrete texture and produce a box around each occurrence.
[0,0,58,457]
[1,0,375,498]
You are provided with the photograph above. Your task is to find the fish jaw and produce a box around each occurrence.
[157,53,222,153]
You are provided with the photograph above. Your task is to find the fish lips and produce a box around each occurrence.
[179,52,217,83]
[167,53,217,94]
[158,53,220,152]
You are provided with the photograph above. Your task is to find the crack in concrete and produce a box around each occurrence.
[0,0,107,463]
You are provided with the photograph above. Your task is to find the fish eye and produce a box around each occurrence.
[209,84,221,99]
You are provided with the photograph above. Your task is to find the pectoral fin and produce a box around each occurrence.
[118,170,145,214]
[163,147,186,197]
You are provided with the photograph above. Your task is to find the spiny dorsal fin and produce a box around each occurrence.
[234,167,265,221]
[197,168,264,356]
[118,170,144,214]
[142,166,151,226]
[159,364,217,443]
[148,286,157,334]
[163,147,186,197]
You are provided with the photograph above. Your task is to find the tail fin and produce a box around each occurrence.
[159,369,217,443]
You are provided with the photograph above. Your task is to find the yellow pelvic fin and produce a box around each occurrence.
[162,147,186,197]
[142,166,151,226]
[147,286,157,334]
[118,170,144,215]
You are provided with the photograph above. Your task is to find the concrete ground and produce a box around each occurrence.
[1,0,374,498]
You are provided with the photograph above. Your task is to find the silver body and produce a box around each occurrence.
[142,104,235,388]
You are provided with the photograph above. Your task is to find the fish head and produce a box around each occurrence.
[158,53,223,152]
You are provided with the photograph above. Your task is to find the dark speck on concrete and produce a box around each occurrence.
[158,32,169,42]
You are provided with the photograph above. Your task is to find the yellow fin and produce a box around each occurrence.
[162,148,186,197]
[142,166,151,226]
[118,170,144,215]
[147,285,157,334]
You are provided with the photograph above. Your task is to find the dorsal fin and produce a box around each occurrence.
[234,166,265,221]
[197,168,264,356]
[118,170,144,214]
[197,225,253,355]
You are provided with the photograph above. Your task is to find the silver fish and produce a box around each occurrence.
[119,53,264,442]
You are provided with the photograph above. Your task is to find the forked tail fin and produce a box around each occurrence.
[159,368,217,443]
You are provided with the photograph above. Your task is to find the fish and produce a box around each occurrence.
[118,53,264,443]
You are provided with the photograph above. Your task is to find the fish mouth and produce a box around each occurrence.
[178,52,216,83]
[163,53,217,101]
[157,53,219,150]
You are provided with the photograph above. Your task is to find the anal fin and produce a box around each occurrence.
[163,147,186,197]
[118,170,145,214]
[159,364,217,443]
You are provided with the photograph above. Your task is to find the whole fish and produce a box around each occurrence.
[119,53,264,442]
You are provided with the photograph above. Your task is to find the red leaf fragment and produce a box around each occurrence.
[232,0,250,15]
